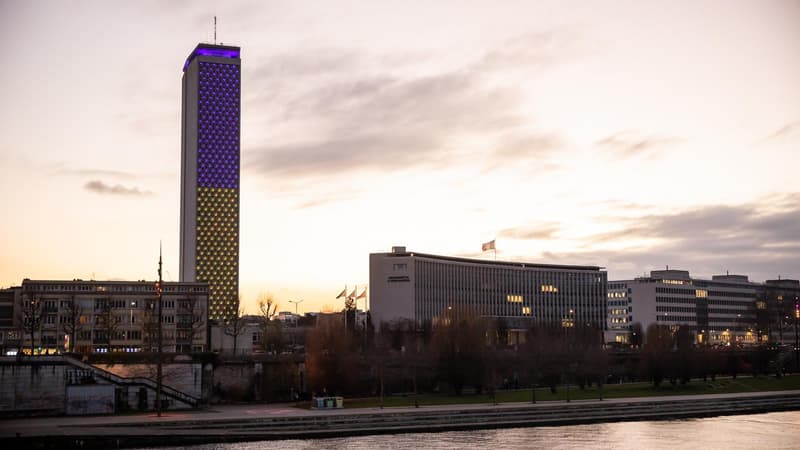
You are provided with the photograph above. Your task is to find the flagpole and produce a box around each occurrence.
[343,285,347,331]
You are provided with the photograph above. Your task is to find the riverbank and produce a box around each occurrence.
[3,390,800,449]
[344,374,800,408]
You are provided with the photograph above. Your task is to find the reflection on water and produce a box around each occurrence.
[152,411,800,450]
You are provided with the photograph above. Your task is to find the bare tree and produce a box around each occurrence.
[305,314,361,396]
[258,294,282,354]
[176,294,205,353]
[344,296,357,333]
[142,299,160,352]
[224,307,247,355]
[431,307,490,395]
[62,295,84,353]
[19,293,42,356]
[95,299,120,352]
[641,324,673,387]
[258,293,279,319]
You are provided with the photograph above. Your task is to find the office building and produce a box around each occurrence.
[370,247,607,339]
[761,278,800,345]
[180,43,241,321]
[606,270,761,345]
[12,279,208,355]
[0,288,19,355]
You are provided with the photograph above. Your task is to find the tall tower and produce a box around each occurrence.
[180,43,241,321]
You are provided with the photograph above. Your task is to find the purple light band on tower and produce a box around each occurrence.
[197,62,240,189]
[183,47,240,72]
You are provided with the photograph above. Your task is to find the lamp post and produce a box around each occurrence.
[155,245,164,418]
[289,299,304,331]
[794,300,798,371]
[289,299,304,315]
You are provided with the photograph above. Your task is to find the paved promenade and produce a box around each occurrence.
[2,390,800,448]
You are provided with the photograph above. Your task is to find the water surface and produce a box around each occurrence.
[144,411,800,449]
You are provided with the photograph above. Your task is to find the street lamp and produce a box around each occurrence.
[288,299,304,329]
[288,299,304,315]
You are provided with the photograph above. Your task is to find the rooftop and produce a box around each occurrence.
[376,248,603,272]
[183,43,240,72]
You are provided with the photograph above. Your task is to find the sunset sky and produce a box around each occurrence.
[1,1,798,314]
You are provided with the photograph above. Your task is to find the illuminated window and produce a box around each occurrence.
[663,279,685,285]
[695,289,708,298]
[561,318,574,328]
[522,306,531,315]
[540,284,558,293]
[506,294,523,303]
[756,301,767,310]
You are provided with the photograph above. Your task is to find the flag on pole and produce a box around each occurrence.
[348,286,358,299]
[356,288,367,299]
[482,239,496,252]
[336,286,347,299]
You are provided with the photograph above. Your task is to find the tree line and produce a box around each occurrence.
[303,309,791,399]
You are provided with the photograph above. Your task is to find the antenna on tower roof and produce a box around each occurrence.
[214,16,217,45]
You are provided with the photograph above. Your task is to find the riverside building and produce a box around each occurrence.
[10,279,208,355]
[179,43,241,321]
[606,270,761,345]
[369,247,608,340]
[761,278,800,345]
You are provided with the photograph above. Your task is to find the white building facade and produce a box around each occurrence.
[370,247,607,335]
[14,279,208,355]
[606,270,761,345]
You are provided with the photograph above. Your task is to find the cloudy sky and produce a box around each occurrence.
[1,0,798,313]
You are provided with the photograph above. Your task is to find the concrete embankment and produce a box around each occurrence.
[4,391,800,449]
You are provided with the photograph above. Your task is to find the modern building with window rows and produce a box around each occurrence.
[606,270,763,345]
[370,247,608,338]
[3,279,208,355]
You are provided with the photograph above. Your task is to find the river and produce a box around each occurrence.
[141,411,800,449]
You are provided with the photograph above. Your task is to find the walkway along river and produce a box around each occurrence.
[3,390,800,449]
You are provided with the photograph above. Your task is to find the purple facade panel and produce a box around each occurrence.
[197,62,240,190]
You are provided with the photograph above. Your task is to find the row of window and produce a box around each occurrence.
[25,284,207,293]
[656,306,696,313]
[31,298,202,312]
[656,315,694,322]
[608,300,630,307]
[655,296,698,305]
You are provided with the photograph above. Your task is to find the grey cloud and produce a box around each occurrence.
[535,196,800,281]
[291,187,362,210]
[759,120,800,144]
[249,132,440,179]
[84,180,153,197]
[595,132,684,159]
[499,223,560,240]
[481,132,566,173]
[248,70,523,179]
[475,30,584,72]
[245,30,583,182]
[492,133,564,159]
[248,48,362,81]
